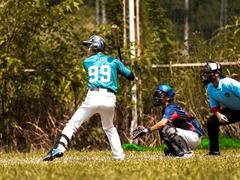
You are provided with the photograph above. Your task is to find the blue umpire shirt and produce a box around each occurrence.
[83,52,132,93]
[207,77,240,111]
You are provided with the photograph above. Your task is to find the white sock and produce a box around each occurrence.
[57,144,66,152]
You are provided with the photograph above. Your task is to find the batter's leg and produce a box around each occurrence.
[58,101,95,151]
[100,106,125,160]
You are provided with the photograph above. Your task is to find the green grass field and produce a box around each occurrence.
[0,149,239,180]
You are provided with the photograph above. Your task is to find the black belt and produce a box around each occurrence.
[89,88,116,94]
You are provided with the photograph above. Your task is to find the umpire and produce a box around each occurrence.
[200,61,240,155]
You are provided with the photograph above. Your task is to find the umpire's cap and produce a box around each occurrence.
[200,61,223,85]
[204,61,222,73]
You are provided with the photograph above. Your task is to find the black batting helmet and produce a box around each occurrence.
[82,35,105,52]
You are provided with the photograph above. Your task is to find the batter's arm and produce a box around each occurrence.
[126,72,135,81]
[116,60,135,81]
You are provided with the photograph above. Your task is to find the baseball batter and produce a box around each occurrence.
[43,35,135,161]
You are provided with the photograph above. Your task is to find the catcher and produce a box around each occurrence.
[132,84,203,157]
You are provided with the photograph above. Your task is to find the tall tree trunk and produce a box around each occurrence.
[129,0,138,144]
[96,0,100,24]
[184,0,189,55]
[136,0,142,123]
[101,0,107,24]
[123,0,127,49]
[122,0,130,142]
[220,0,228,27]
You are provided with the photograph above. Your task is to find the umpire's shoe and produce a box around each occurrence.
[206,151,220,156]
[43,148,64,161]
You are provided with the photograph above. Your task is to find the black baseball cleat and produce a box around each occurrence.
[164,147,193,158]
[163,147,176,156]
[206,151,220,156]
[163,147,185,157]
[43,148,64,161]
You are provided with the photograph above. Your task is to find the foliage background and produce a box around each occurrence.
[0,0,239,151]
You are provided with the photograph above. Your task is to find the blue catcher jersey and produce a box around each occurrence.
[162,104,203,136]
[207,77,240,110]
[83,52,132,93]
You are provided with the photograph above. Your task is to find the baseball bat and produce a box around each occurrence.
[111,24,122,61]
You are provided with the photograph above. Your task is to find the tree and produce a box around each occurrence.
[0,0,85,150]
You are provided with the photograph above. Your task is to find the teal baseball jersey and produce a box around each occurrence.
[83,52,132,93]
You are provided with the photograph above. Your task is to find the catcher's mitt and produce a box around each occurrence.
[131,126,149,139]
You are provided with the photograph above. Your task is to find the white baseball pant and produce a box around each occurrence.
[176,128,201,150]
[58,89,125,160]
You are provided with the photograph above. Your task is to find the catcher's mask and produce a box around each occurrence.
[153,84,175,107]
[200,61,222,85]
[82,35,105,52]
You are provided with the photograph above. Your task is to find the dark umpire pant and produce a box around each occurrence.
[207,108,240,152]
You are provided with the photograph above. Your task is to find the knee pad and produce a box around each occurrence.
[172,134,189,152]
[160,125,189,152]
[159,125,177,142]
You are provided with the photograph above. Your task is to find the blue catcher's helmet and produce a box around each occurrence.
[153,84,175,107]
[158,84,175,98]
[82,35,105,51]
